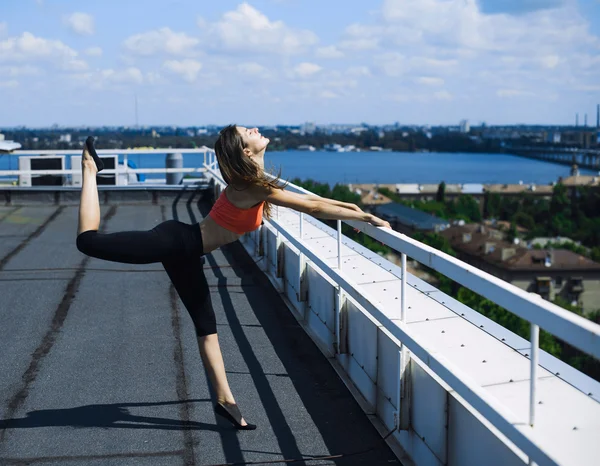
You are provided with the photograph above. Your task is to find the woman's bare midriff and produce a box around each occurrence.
[198,215,242,254]
[197,185,264,255]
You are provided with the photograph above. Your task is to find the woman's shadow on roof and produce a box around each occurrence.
[0,399,226,432]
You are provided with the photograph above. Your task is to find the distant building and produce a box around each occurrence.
[374,203,450,234]
[59,134,71,143]
[546,132,561,144]
[460,120,470,133]
[560,130,597,148]
[440,224,600,312]
[301,122,316,135]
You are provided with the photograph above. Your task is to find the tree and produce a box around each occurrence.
[550,183,570,218]
[506,221,518,243]
[436,181,446,203]
[454,195,482,222]
[513,211,535,231]
[483,192,501,219]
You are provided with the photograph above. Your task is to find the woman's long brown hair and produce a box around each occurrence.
[213,124,288,219]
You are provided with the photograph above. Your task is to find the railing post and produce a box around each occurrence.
[297,213,305,305]
[397,252,411,430]
[335,220,345,354]
[529,323,539,427]
[528,322,539,466]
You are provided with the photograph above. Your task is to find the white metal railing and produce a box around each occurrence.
[202,160,600,466]
[0,148,212,179]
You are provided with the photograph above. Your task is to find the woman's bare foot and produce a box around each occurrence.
[217,399,249,426]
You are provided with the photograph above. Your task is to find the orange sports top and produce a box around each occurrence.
[208,189,265,235]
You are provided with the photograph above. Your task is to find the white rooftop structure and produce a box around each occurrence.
[0,141,21,153]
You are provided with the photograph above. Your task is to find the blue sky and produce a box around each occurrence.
[1,0,599,127]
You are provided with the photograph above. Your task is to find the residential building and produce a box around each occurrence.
[374,203,450,234]
[440,224,600,313]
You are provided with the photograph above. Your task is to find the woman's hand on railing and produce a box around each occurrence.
[367,214,391,229]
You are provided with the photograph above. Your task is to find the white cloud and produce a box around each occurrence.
[415,76,445,86]
[293,62,322,78]
[346,66,371,77]
[539,55,560,69]
[389,89,453,102]
[64,12,95,36]
[0,65,41,77]
[238,62,268,76]
[146,71,165,85]
[434,90,453,100]
[497,89,534,97]
[84,47,103,57]
[336,0,599,104]
[102,67,144,85]
[320,90,339,99]
[316,46,344,59]
[163,59,202,82]
[123,27,199,56]
[339,24,380,51]
[69,67,144,91]
[0,80,18,88]
[0,32,88,71]
[209,3,318,55]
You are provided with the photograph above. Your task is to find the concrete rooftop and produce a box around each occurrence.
[0,186,398,466]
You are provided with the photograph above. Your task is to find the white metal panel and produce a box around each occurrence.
[339,352,378,410]
[305,302,335,357]
[342,300,380,408]
[282,243,303,316]
[327,253,401,284]
[411,362,448,464]
[448,395,525,466]
[306,262,337,334]
[485,377,600,466]
[377,327,402,410]
[361,281,456,323]
[376,385,398,431]
[396,429,445,466]
[346,299,380,386]
[303,235,362,261]
[265,228,284,291]
[408,318,554,387]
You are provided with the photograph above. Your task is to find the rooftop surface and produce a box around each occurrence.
[0,189,398,465]
[374,202,450,231]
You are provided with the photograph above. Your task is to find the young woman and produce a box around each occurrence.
[75,126,391,430]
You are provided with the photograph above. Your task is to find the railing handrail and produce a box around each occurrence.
[272,175,600,360]
[8,147,212,155]
[0,168,207,176]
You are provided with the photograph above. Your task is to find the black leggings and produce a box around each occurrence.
[76,219,216,337]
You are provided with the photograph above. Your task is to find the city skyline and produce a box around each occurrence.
[1,0,599,127]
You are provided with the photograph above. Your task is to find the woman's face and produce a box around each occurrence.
[237,126,269,157]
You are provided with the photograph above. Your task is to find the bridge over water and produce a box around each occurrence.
[510,146,600,171]
[0,149,599,466]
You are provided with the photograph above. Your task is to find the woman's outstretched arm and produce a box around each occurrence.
[264,187,390,228]
[283,191,363,213]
